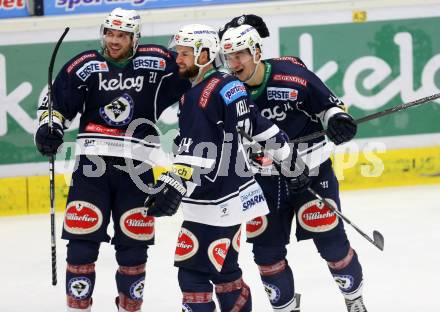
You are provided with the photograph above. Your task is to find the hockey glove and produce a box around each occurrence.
[35,123,64,157]
[219,14,270,39]
[145,173,187,217]
[280,150,311,193]
[327,112,357,145]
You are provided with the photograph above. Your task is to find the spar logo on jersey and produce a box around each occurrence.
[232,228,241,252]
[99,93,134,126]
[64,201,103,235]
[175,228,199,261]
[76,60,109,81]
[208,238,231,272]
[263,282,281,304]
[267,87,298,101]
[120,208,155,241]
[220,81,247,105]
[246,215,268,238]
[133,56,166,71]
[240,187,266,211]
[298,199,339,232]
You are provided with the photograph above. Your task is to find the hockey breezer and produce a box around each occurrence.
[292,92,440,143]
[47,27,70,286]
[238,126,385,251]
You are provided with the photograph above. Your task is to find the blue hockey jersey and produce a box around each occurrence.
[172,70,289,226]
[248,57,346,169]
[37,44,190,165]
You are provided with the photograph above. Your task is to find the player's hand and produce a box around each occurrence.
[327,112,357,145]
[280,150,311,193]
[145,173,187,217]
[219,14,269,39]
[35,123,64,157]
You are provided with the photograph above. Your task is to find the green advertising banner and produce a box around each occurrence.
[280,16,440,138]
[0,35,169,166]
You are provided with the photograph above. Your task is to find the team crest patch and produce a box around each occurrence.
[129,278,145,300]
[64,201,103,234]
[99,93,134,126]
[207,238,230,272]
[120,208,155,241]
[333,274,355,291]
[298,199,339,232]
[232,228,241,252]
[263,282,281,304]
[175,228,199,262]
[246,215,268,238]
[76,60,108,81]
[68,277,92,299]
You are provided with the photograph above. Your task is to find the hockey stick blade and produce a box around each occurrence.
[48,27,70,287]
[373,230,385,251]
[292,92,440,143]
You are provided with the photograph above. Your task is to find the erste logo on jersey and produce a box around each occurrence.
[76,60,109,81]
[99,93,134,126]
[246,215,268,238]
[208,238,231,272]
[298,199,339,232]
[267,87,298,101]
[133,56,166,71]
[175,228,199,261]
[220,81,247,105]
[120,208,155,241]
[64,201,103,234]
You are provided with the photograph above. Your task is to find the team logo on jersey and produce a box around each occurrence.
[298,199,339,232]
[76,60,109,81]
[175,228,199,262]
[64,201,103,234]
[129,278,145,300]
[232,228,241,252]
[182,303,193,312]
[220,81,247,105]
[68,277,92,299]
[333,274,355,291]
[99,73,144,92]
[267,87,298,101]
[246,215,268,238]
[263,282,281,303]
[273,74,308,87]
[208,238,231,272]
[133,56,166,71]
[99,93,134,126]
[120,208,155,241]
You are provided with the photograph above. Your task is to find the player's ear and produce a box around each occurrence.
[200,48,210,65]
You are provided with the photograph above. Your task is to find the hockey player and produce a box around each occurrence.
[34,8,190,312]
[144,24,309,312]
[219,15,366,312]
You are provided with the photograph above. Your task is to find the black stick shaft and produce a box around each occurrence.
[292,92,440,143]
[48,27,69,287]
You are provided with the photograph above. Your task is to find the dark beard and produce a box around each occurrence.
[179,65,199,79]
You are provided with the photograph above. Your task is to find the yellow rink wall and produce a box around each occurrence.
[1,146,439,217]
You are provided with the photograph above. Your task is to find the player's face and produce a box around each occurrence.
[176,46,199,79]
[104,29,133,61]
[224,50,256,81]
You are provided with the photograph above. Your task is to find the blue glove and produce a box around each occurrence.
[35,123,64,157]
[327,112,357,145]
[145,173,187,217]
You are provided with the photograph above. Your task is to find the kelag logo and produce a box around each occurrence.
[280,16,440,138]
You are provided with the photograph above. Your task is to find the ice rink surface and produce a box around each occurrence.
[1,184,439,312]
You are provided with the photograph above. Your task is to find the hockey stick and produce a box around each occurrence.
[47,27,69,286]
[292,92,440,143]
[238,127,385,251]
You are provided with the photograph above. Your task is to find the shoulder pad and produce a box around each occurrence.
[273,56,307,68]
[137,44,171,58]
[65,50,101,74]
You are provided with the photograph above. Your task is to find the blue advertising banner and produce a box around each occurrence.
[44,0,269,15]
[0,0,29,18]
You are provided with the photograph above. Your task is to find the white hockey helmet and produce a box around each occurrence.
[171,24,220,68]
[100,8,141,56]
[220,24,263,64]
